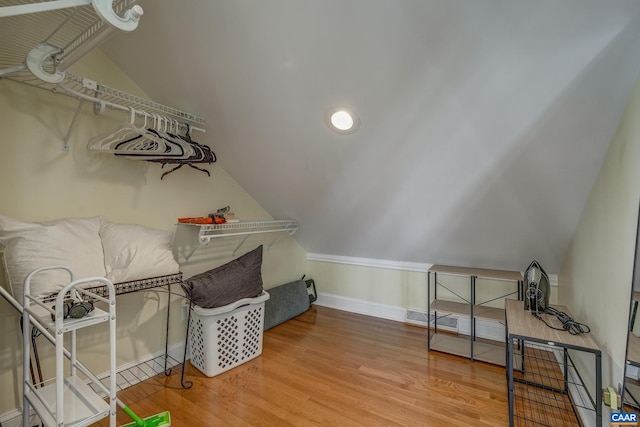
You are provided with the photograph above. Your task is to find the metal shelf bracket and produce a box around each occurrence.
[26,43,65,84]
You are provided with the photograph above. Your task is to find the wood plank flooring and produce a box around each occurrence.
[93,306,510,427]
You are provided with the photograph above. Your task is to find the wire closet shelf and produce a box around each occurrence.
[177,220,300,262]
[0,0,206,131]
[190,220,300,244]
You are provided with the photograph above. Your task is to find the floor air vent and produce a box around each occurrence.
[405,310,458,331]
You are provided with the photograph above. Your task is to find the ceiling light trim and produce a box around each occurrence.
[325,107,360,135]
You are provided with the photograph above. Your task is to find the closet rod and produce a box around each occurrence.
[0,0,142,35]
[58,4,144,72]
[0,0,91,18]
[57,83,206,134]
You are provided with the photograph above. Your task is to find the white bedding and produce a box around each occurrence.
[100,220,179,283]
[0,214,179,303]
[0,215,106,303]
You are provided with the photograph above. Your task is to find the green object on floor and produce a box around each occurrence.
[119,405,171,427]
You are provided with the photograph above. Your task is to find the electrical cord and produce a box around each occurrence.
[533,306,591,335]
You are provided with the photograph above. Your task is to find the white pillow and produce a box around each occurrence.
[100,221,179,284]
[0,215,106,303]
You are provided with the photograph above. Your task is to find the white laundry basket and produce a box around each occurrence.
[188,291,270,377]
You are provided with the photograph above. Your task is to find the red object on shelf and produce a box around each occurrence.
[178,217,214,224]
[213,216,226,224]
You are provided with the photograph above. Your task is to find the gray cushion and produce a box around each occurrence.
[264,279,310,330]
[186,245,263,308]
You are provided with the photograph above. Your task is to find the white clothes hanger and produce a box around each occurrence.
[87,110,190,158]
[168,118,196,158]
[119,114,193,160]
[87,108,167,155]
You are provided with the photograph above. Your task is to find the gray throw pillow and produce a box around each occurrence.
[187,245,263,308]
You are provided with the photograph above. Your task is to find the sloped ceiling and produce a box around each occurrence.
[102,0,640,272]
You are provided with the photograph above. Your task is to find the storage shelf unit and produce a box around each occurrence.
[22,267,117,427]
[28,273,193,393]
[0,1,139,70]
[178,220,299,262]
[506,299,601,427]
[27,376,110,427]
[0,0,205,137]
[427,264,523,366]
[429,334,506,365]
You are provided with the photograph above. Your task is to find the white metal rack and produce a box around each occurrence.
[22,266,117,427]
[0,0,206,148]
[178,220,299,262]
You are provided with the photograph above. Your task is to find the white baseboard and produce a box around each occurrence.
[0,343,187,427]
[458,316,506,342]
[315,292,407,322]
[96,343,186,382]
[0,408,24,427]
[0,408,40,427]
[315,293,505,341]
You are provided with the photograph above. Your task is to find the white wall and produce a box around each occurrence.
[307,255,558,320]
[0,49,307,415]
[559,74,640,396]
[307,257,428,311]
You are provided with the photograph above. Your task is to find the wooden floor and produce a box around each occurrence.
[93,306,510,426]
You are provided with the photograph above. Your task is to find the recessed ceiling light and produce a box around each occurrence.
[325,107,360,135]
